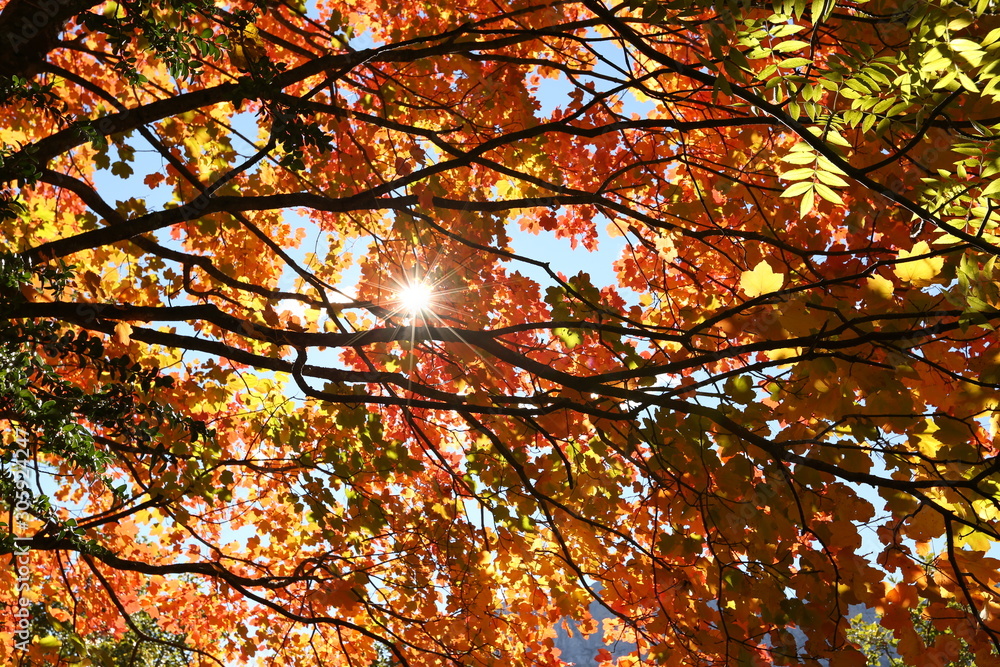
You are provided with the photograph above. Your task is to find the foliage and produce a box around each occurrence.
[0,258,210,557]
[3,0,1000,664]
[16,605,193,666]
[848,600,975,667]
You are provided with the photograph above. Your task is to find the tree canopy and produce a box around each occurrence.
[4,0,1000,664]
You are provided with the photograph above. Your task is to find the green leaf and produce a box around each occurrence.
[980,180,1000,198]
[781,151,818,165]
[800,187,816,216]
[811,0,833,22]
[773,40,810,52]
[780,167,816,181]
[815,170,850,187]
[111,161,133,178]
[725,375,756,404]
[778,57,812,68]
[780,181,814,198]
[553,327,582,348]
[814,182,844,204]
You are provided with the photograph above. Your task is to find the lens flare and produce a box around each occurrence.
[397,282,433,313]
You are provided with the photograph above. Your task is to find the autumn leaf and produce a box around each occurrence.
[229,23,267,71]
[865,274,895,301]
[114,321,133,346]
[893,241,944,285]
[739,260,785,297]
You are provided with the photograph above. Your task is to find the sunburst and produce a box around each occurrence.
[396,281,434,314]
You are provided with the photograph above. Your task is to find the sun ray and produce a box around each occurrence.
[397,281,434,314]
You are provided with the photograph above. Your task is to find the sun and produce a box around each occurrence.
[397,281,434,314]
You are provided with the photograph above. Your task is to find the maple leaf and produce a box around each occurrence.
[114,321,133,346]
[865,274,895,302]
[894,241,945,285]
[739,260,785,298]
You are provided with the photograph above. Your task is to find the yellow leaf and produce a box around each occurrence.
[114,322,133,346]
[765,346,800,363]
[955,528,993,551]
[605,221,625,238]
[739,260,785,297]
[865,275,894,301]
[230,24,267,71]
[912,420,941,457]
[893,241,943,285]
[800,187,815,217]
[654,232,677,262]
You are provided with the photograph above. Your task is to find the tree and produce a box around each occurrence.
[3,0,1000,664]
